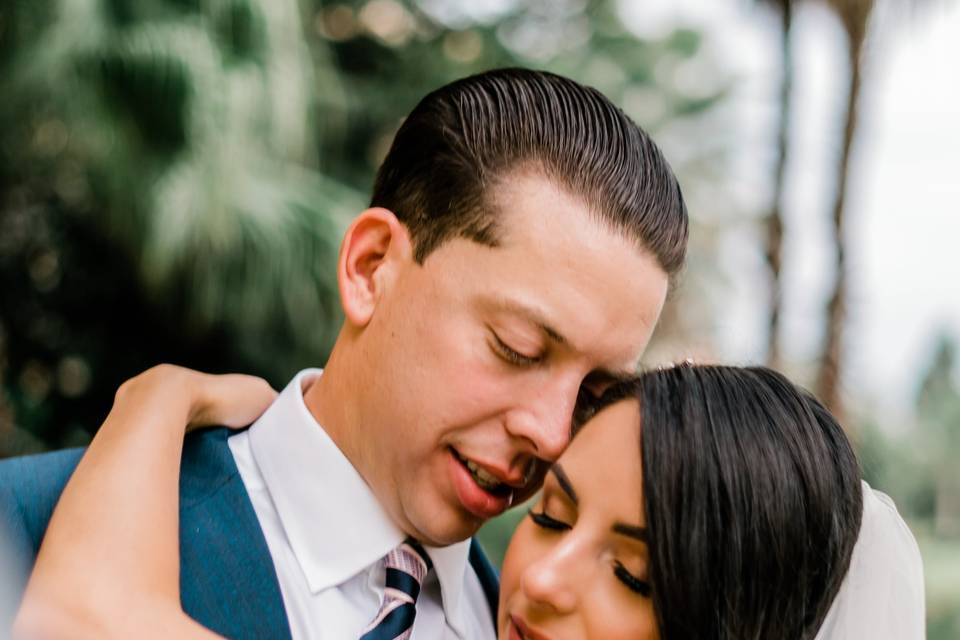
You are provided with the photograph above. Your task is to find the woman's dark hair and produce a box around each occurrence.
[371,68,688,277]
[601,364,863,639]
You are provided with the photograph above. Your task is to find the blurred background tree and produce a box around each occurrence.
[814,0,875,425]
[759,0,793,373]
[0,0,723,454]
[1,0,957,635]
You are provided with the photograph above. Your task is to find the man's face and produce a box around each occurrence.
[354,170,669,546]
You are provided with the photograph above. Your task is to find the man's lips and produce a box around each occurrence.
[448,448,518,519]
[451,448,531,489]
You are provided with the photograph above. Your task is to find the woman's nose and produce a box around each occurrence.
[520,541,580,615]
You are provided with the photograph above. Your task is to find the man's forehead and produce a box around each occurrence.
[490,169,608,245]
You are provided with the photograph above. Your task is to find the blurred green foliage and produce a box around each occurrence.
[859,333,960,640]
[0,0,722,455]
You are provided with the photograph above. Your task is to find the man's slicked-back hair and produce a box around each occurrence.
[371,68,688,275]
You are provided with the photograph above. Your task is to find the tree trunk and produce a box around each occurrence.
[764,0,793,370]
[817,1,873,425]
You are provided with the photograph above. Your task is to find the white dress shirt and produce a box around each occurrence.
[816,481,926,639]
[227,369,497,640]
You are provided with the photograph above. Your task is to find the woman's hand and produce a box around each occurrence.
[113,364,277,434]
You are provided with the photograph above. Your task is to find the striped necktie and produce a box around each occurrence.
[360,539,433,640]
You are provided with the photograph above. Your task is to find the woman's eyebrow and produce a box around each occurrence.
[549,464,578,504]
[612,522,648,542]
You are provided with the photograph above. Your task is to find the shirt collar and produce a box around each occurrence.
[247,369,473,637]
[422,542,472,638]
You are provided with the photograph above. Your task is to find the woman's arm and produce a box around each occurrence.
[12,365,276,640]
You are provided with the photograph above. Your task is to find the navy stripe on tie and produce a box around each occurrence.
[359,539,432,639]
[385,567,421,601]
[359,603,416,640]
[406,540,433,571]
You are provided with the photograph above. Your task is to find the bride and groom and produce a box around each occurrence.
[3,68,923,639]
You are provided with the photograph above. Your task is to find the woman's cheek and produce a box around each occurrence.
[498,518,536,621]
[504,519,538,576]
[584,582,660,640]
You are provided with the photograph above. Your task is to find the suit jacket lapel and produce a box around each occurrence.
[469,538,500,625]
[178,428,292,640]
[173,429,501,638]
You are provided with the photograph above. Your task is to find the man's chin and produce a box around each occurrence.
[403,503,486,547]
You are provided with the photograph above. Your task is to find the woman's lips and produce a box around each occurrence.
[510,614,554,640]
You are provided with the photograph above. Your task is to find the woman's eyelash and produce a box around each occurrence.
[528,509,570,531]
[614,562,651,597]
[493,335,541,366]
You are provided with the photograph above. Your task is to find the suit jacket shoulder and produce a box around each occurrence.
[0,447,85,551]
[0,446,85,624]
[0,430,292,639]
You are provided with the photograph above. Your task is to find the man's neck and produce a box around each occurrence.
[301,339,372,485]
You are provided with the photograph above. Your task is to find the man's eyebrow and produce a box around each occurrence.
[492,298,567,345]
[549,464,578,504]
[612,522,648,542]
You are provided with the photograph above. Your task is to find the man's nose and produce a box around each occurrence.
[520,539,580,615]
[505,379,578,461]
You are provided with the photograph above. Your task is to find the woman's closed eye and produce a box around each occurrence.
[528,508,571,531]
[614,561,651,597]
[528,508,652,597]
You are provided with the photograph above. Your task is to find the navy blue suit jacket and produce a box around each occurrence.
[0,428,500,638]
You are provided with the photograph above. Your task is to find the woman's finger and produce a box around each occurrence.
[189,373,278,430]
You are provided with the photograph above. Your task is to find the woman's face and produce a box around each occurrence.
[498,399,658,640]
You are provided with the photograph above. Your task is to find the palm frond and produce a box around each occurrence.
[6,0,363,371]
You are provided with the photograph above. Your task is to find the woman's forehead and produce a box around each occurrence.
[562,399,642,474]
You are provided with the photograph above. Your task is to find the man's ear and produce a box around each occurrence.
[337,207,412,327]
